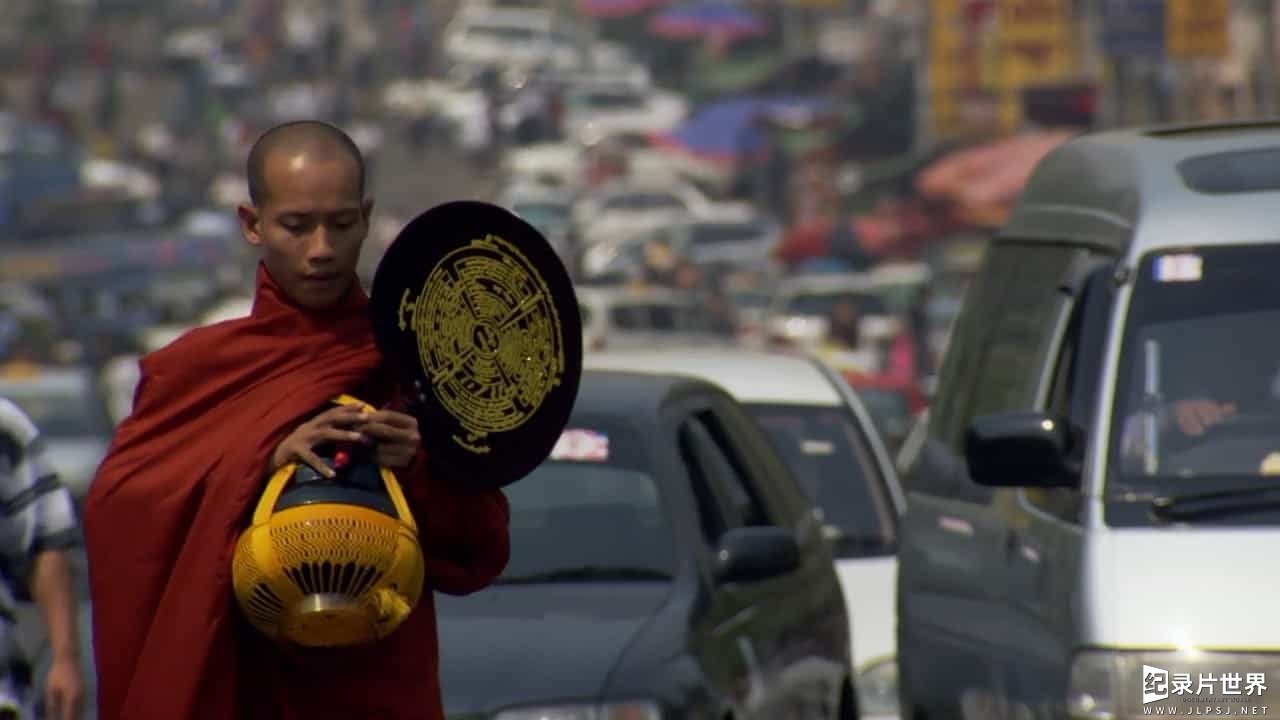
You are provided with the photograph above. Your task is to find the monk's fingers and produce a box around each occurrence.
[359,420,420,446]
[295,447,336,479]
[313,405,369,428]
[368,409,418,430]
[310,426,366,445]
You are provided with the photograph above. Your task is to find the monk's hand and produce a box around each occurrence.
[44,655,83,720]
[358,410,421,468]
[271,405,368,478]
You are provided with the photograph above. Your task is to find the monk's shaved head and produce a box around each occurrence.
[246,120,366,206]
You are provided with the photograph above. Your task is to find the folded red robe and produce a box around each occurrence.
[84,264,510,720]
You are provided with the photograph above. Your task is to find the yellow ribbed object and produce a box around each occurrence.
[231,395,425,648]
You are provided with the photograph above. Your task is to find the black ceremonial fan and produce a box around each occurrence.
[370,201,583,490]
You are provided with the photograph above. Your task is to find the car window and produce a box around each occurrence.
[502,422,674,580]
[748,403,896,555]
[569,90,646,111]
[689,222,767,247]
[853,388,911,442]
[784,291,889,317]
[678,412,772,539]
[609,303,701,332]
[601,194,685,212]
[465,24,538,43]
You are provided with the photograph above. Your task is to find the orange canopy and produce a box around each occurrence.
[916,131,1074,227]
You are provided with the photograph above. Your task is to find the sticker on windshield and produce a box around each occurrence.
[1154,253,1203,283]
[1260,452,1280,476]
[551,429,610,462]
[801,439,835,456]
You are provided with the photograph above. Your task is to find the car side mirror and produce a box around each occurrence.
[714,526,801,584]
[964,411,1080,488]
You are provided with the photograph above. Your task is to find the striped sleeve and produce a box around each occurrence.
[0,399,81,598]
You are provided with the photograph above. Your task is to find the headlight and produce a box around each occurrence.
[858,657,901,718]
[493,701,661,720]
[1067,648,1279,719]
[1067,650,1119,719]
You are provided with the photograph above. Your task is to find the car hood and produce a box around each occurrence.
[437,582,670,716]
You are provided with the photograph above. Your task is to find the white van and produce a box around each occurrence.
[896,121,1280,720]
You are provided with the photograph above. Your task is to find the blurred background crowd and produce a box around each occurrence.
[0,0,1271,715]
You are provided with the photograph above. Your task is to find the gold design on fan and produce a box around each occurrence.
[395,233,564,454]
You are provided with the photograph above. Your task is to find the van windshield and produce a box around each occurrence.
[1109,244,1280,486]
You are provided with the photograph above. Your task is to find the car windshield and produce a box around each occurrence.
[500,421,675,581]
[609,302,704,332]
[466,24,539,43]
[0,383,108,437]
[747,404,895,555]
[569,90,645,111]
[1110,245,1280,486]
[784,291,889,317]
[854,388,911,441]
[600,193,685,212]
[685,222,767,247]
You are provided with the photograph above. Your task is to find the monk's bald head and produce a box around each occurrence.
[246,120,366,207]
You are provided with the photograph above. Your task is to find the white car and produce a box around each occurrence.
[575,286,729,351]
[573,181,756,247]
[444,5,626,73]
[763,273,890,348]
[583,347,906,720]
[502,142,582,189]
[561,84,688,148]
[581,213,781,278]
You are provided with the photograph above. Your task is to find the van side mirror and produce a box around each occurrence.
[714,527,801,584]
[964,411,1080,488]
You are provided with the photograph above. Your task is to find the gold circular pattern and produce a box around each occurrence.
[407,234,565,450]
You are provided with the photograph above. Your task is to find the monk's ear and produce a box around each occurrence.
[238,203,263,247]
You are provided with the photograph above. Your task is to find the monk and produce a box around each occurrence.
[83,120,511,720]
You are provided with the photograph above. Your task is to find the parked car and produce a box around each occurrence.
[437,369,855,719]
[584,348,906,720]
[576,286,731,351]
[763,273,890,351]
[897,121,1280,720]
[581,213,781,280]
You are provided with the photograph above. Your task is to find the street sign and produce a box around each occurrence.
[1101,0,1165,59]
[1167,0,1230,59]
[996,0,1078,88]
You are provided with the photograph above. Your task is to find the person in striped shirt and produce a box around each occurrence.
[0,398,84,720]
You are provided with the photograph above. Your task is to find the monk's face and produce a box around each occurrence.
[239,151,373,309]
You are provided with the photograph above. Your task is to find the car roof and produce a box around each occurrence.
[1004,121,1280,255]
[584,348,841,406]
[573,368,714,420]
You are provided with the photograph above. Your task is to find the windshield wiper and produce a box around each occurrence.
[496,565,673,585]
[1151,485,1280,522]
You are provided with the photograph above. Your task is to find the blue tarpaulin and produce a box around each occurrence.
[648,2,767,39]
[652,96,835,162]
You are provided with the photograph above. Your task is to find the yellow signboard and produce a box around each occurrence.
[1166,0,1229,59]
[996,0,1079,88]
